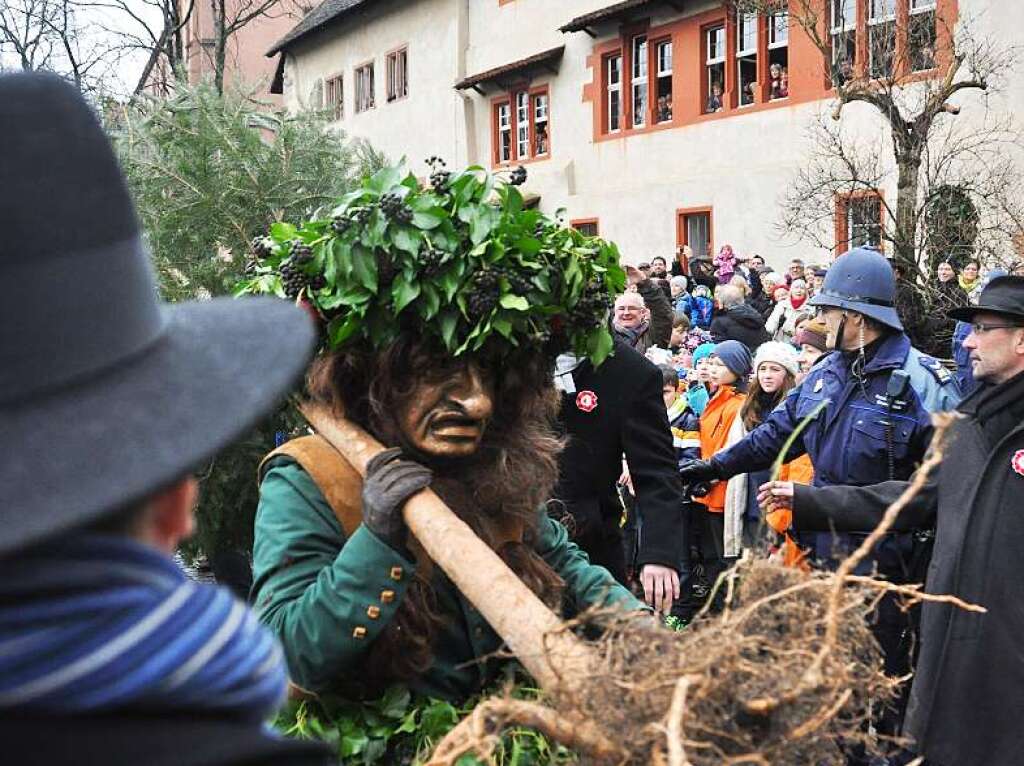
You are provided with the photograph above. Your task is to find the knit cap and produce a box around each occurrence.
[753,341,800,378]
[711,340,753,378]
[670,275,688,291]
[795,318,827,352]
[692,342,716,365]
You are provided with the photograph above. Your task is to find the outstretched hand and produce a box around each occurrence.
[641,564,680,615]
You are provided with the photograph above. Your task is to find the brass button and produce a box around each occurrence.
[381,589,396,604]
[367,605,381,620]
[390,566,404,581]
[352,626,367,639]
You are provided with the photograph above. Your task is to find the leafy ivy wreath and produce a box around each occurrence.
[236,160,625,366]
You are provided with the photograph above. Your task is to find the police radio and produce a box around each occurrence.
[882,370,911,480]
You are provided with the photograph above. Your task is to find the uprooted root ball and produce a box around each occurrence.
[431,558,899,766]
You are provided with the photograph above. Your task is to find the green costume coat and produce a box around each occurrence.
[252,458,643,701]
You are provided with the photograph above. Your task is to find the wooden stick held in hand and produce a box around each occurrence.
[301,402,598,695]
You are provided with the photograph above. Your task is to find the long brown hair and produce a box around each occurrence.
[740,365,796,431]
[306,337,566,691]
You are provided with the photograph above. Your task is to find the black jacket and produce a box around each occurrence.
[554,341,685,571]
[0,711,332,766]
[791,373,1024,766]
[709,303,770,351]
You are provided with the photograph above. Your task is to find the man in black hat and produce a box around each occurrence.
[759,276,1024,766]
[0,73,327,765]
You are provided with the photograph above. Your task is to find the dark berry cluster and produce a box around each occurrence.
[380,192,414,224]
[494,265,533,296]
[289,240,314,265]
[331,206,372,234]
[508,165,528,186]
[426,156,450,192]
[280,260,308,299]
[418,248,447,279]
[569,278,613,328]
[466,268,500,320]
[375,250,398,286]
[250,236,274,260]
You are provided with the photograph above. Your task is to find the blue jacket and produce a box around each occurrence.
[689,296,714,330]
[666,395,702,471]
[711,333,960,570]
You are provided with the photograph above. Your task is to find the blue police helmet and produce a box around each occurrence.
[808,247,903,331]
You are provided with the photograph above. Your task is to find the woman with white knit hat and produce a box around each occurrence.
[722,342,800,557]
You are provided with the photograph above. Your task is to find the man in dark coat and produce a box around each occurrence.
[0,73,327,765]
[554,339,687,614]
[758,276,1024,766]
[709,283,770,351]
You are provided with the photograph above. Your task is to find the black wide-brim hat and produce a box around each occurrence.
[949,276,1024,322]
[0,74,316,556]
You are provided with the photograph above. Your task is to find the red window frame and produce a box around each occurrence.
[491,85,550,167]
[835,190,885,254]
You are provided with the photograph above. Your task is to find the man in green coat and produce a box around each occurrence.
[245,163,646,701]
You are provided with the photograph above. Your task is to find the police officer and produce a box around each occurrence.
[680,247,960,748]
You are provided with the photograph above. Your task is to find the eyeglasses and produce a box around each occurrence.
[970,321,1023,334]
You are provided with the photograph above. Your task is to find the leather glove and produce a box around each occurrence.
[678,459,722,484]
[361,448,433,552]
[689,481,711,499]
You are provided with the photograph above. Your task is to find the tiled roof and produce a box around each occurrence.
[455,46,565,91]
[266,0,375,56]
[560,0,673,34]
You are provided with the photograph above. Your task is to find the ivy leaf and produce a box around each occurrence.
[421,282,441,319]
[328,314,360,346]
[439,268,461,303]
[470,205,499,246]
[351,245,378,292]
[499,294,529,311]
[270,222,298,241]
[492,315,513,337]
[587,328,614,367]
[378,687,411,720]
[514,237,541,256]
[392,226,420,255]
[366,165,401,194]
[412,208,445,230]
[340,732,369,757]
[392,272,421,314]
[438,311,458,351]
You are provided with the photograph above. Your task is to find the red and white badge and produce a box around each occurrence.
[576,390,599,413]
[1012,449,1024,477]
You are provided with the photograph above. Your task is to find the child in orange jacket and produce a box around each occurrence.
[690,340,752,596]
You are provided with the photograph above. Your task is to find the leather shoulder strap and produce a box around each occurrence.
[258,435,363,537]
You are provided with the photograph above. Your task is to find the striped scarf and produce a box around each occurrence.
[0,535,286,721]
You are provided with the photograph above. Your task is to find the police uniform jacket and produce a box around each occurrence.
[711,332,959,570]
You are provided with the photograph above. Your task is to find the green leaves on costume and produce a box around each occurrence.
[235,161,625,366]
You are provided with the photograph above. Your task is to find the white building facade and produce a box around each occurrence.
[269,0,1023,269]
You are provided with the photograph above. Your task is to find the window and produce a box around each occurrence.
[768,12,789,100]
[869,0,897,79]
[655,40,673,122]
[909,0,937,71]
[515,91,529,160]
[571,219,599,237]
[355,62,375,112]
[705,26,725,113]
[736,12,758,106]
[838,192,884,252]
[325,74,343,120]
[496,101,512,163]
[831,0,857,85]
[386,48,408,102]
[607,54,622,132]
[533,92,549,157]
[680,210,712,260]
[631,35,648,128]
[492,87,550,165]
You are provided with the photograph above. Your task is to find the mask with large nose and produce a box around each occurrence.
[395,361,495,462]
